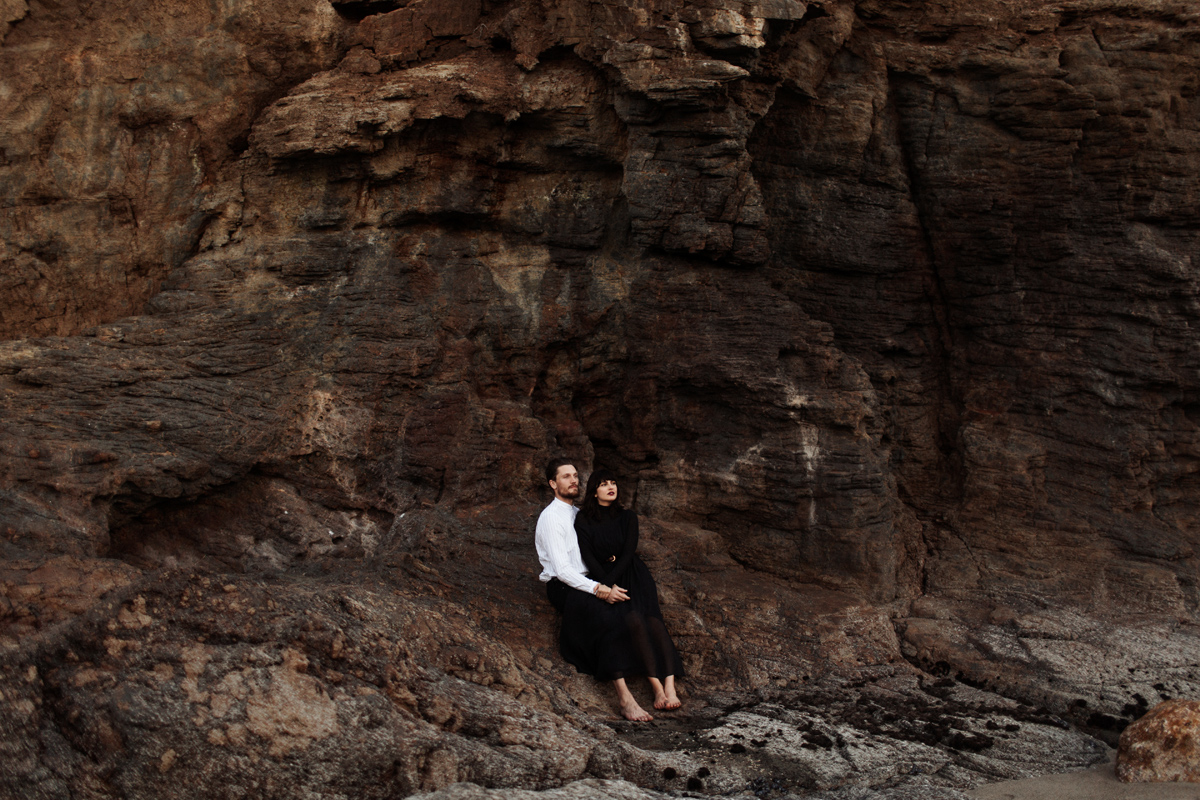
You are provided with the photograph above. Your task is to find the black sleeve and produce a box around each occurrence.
[607,511,640,585]
[575,518,612,585]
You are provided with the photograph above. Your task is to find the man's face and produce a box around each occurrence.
[549,464,580,502]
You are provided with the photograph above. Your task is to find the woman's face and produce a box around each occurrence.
[595,479,618,506]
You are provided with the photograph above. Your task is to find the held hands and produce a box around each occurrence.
[601,584,630,604]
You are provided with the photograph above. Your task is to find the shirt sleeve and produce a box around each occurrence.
[537,508,599,594]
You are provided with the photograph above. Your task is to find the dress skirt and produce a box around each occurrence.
[549,580,658,681]
[559,509,685,681]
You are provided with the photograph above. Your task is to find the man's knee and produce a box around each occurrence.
[546,578,567,613]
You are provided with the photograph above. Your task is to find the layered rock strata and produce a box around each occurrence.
[2,0,1199,798]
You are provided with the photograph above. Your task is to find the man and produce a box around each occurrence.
[535,457,652,721]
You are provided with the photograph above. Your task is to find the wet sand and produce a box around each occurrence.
[968,759,1200,800]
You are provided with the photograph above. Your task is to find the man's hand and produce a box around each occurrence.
[605,584,630,603]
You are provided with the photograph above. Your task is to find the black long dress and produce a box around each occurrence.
[573,508,684,681]
[554,581,641,681]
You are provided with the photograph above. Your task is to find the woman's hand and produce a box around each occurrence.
[605,584,630,604]
[594,584,630,603]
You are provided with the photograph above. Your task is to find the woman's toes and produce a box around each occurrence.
[622,703,653,721]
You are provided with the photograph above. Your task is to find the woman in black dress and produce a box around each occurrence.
[575,468,684,712]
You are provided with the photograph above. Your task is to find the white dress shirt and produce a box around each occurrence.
[535,498,599,594]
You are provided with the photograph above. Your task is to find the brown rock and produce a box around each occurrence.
[1118,700,1200,783]
[0,555,139,649]
[358,0,480,68]
[0,0,349,340]
[1,0,1200,798]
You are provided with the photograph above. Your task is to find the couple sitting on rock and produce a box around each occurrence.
[534,457,684,721]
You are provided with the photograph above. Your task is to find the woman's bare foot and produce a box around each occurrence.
[651,676,681,711]
[620,699,654,721]
[614,678,654,722]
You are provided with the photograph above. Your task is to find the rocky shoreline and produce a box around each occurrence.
[3,508,1190,798]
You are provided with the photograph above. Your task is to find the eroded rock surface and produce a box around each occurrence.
[0,0,349,339]
[2,0,1199,798]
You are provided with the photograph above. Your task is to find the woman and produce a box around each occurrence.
[574,468,684,713]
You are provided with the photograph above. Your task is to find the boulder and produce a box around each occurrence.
[1117,699,1200,783]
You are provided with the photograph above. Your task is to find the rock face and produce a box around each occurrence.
[1117,699,1200,783]
[0,0,349,340]
[1,0,1199,798]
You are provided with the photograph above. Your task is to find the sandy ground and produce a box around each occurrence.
[968,760,1200,800]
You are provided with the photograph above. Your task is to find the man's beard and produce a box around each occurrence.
[562,486,580,499]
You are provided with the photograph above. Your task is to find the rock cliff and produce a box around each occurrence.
[1,0,1198,798]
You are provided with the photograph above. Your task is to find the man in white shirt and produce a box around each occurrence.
[536,458,651,721]
[535,457,630,607]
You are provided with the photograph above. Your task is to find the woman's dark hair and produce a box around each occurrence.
[579,468,623,522]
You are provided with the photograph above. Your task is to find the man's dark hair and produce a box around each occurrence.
[545,457,575,483]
